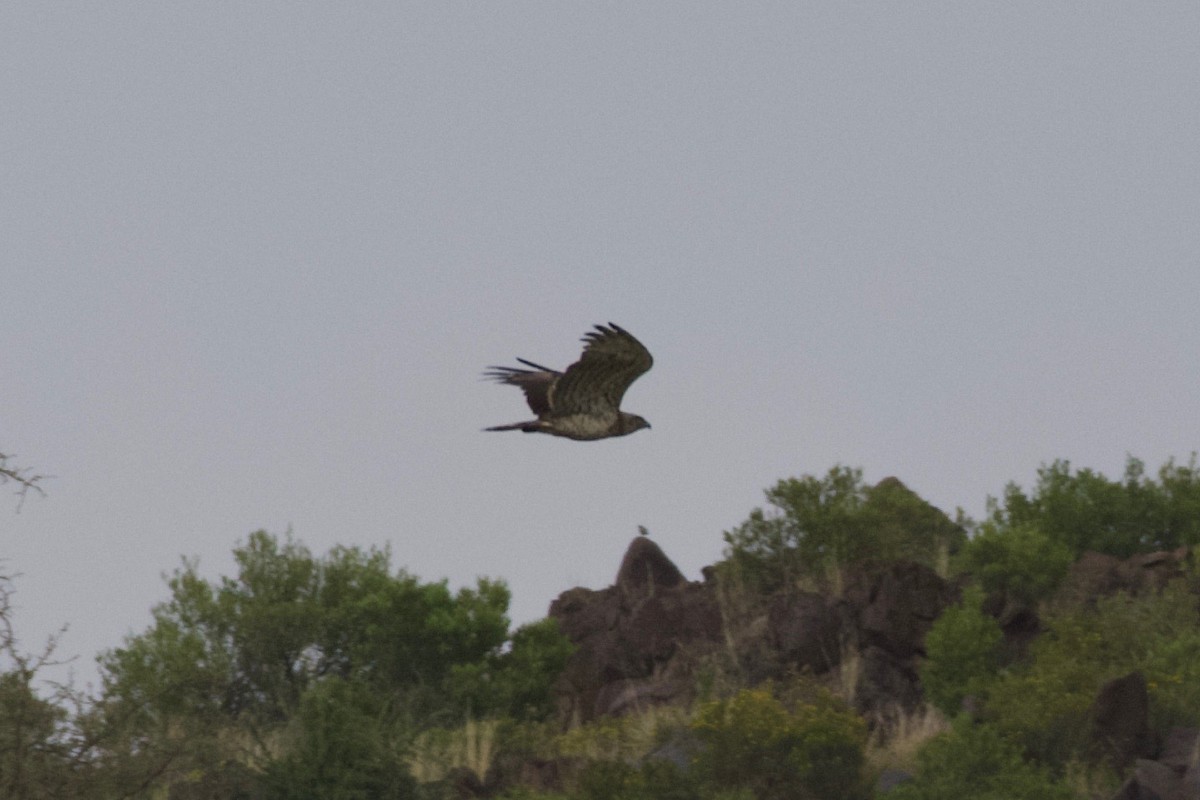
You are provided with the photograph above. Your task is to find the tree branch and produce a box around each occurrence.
[0,452,48,510]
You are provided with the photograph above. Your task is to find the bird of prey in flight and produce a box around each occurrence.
[483,323,653,440]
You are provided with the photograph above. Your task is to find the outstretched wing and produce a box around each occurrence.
[482,358,560,415]
[550,323,653,417]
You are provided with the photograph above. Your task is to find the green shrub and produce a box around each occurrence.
[985,579,1200,767]
[722,467,963,593]
[690,687,868,800]
[989,455,1200,558]
[920,586,1003,715]
[957,523,1073,605]
[888,721,1073,800]
[576,759,696,800]
[260,677,417,800]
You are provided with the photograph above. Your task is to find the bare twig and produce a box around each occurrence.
[0,451,48,510]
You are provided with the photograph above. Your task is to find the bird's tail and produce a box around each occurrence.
[483,420,542,433]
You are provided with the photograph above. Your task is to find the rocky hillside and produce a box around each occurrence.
[544,536,1198,798]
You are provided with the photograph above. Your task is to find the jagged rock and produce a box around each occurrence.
[551,585,621,640]
[446,766,487,799]
[1063,551,1125,601]
[620,587,722,663]
[981,591,1042,659]
[616,536,686,596]
[1160,728,1200,772]
[508,757,583,795]
[550,539,723,724]
[845,561,956,659]
[767,591,845,673]
[551,544,952,729]
[1110,758,1188,800]
[1184,764,1200,800]
[854,645,922,720]
[876,768,913,794]
[1059,548,1190,607]
[1091,672,1156,769]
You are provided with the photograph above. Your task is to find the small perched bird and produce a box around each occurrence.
[483,323,653,441]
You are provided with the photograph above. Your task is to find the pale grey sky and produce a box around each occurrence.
[3,4,1199,690]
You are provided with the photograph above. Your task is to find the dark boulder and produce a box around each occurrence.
[767,591,846,674]
[1091,671,1156,769]
[854,645,922,721]
[1160,728,1200,773]
[844,561,956,659]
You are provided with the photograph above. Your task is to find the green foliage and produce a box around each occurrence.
[100,531,522,725]
[957,523,1073,606]
[689,687,868,800]
[722,466,871,593]
[722,467,963,593]
[991,454,1200,558]
[865,477,967,567]
[985,579,1200,767]
[920,586,1003,716]
[12,457,1200,798]
[0,570,101,799]
[0,671,70,799]
[887,721,1074,800]
[577,759,697,800]
[447,618,575,720]
[261,677,417,800]
[96,530,571,797]
[496,790,572,800]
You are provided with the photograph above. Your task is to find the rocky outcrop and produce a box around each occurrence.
[549,538,724,724]
[542,536,1200,797]
[844,560,956,660]
[1110,757,1197,800]
[549,538,955,726]
[539,536,1200,800]
[1057,548,1191,607]
[766,590,846,674]
[1103,727,1200,800]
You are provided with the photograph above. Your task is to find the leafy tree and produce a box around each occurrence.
[448,617,574,720]
[919,586,1004,715]
[97,530,571,796]
[0,570,98,798]
[990,455,1200,558]
[887,721,1073,800]
[957,523,1073,606]
[864,477,967,567]
[722,467,963,593]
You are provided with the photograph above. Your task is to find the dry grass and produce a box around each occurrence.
[1061,758,1123,800]
[831,643,862,707]
[554,704,689,763]
[407,717,500,784]
[864,704,950,775]
[934,539,952,580]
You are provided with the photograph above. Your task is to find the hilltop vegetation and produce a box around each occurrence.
[2,455,1200,799]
